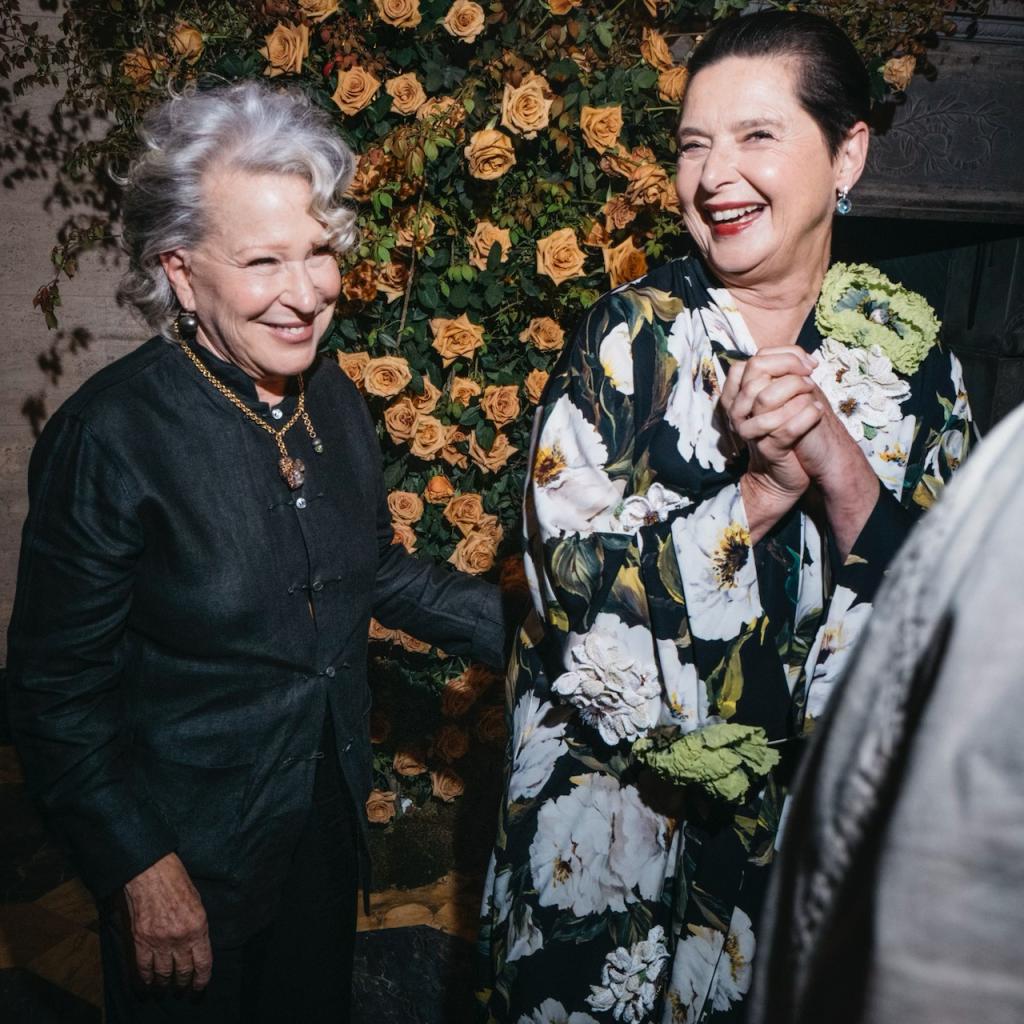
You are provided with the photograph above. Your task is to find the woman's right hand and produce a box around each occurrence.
[122,852,212,991]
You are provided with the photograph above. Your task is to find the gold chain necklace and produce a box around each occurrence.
[178,341,324,490]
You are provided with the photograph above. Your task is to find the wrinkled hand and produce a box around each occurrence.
[123,853,212,991]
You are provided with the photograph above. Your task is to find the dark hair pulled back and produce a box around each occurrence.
[686,10,871,158]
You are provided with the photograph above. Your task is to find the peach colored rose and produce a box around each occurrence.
[410,414,447,460]
[363,356,412,397]
[451,377,482,406]
[579,105,623,152]
[397,631,432,654]
[434,723,470,761]
[391,521,417,553]
[475,512,503,543]
[583,218,610,249]
[341,262,377,303]
[385,72,427,115]
[467,221,512,271]
[883,54,916,92]
[332,65,381,115]
[600,144,655,179]
[416,95,465,126]
[393,749,428,776]
[430,314,485,366]
[260,22,309,77]
[347,148,389,203]
[481,385,520,429]
[298,0,339,22]
[443,0,486,43]
[424,475,456,504]
[525,368,549,405]
[373,0,422,29]
[377,261,409,303]
[388,490,425,524]
[626,162,671,208]
[443,493,485,536]
[412,378,442,415]
[500,73,554,139]
[475,704,506,744]
[370,709,391,744]
[500,554,529,594]
[168,23,204,64]
[384,397,419,443]
[519,317,565,352]
[549,0,582,12]
[430,767,465,802]
[369,617,398,642]
[603,194,637,231]
[365,788,397,824]
[604,236,648,288]
[395,208,436,250]
[464,664,501,694]
[536,227,587,286]
[336,350,370,387]
[440,426,470,469]
[122,48,167,88]
[469,431,517,473]
[658,66,689,103]
[641,27,674,71]
[464,129,516,180]
[441,679,477,718]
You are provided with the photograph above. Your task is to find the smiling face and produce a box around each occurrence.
[163,168,341,399]
[675,55,859,294]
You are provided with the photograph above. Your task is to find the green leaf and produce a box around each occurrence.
[594,22,613,49]
[475,421,496,450]
[550,535,602,604]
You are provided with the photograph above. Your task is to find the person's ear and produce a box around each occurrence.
[835,120,869,194]
[159,250,197,311]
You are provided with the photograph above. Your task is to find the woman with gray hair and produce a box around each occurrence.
[7,80,507,1022]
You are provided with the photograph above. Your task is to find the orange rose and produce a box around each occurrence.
[658,66,689,103]
[416,95,465,126]
[579,105,623,153]
[434,723,470,761]
[603,194,637,231]
[469,431,517,473]
[600,144,655,179]
[393,749,428,776]
[450,531,499,575]
[441,426,470,469]
[640,26,674,71]
[467,221,512,271]
[412,378,442,415]
[475,704,507,744]
[365,789,397,824]
[626,162,671,208]
[430,314,485,366]
[500,72,554,140]
[583,218,610,249]
[385,72,427,115]
[347,148,388,203]
[481,384,521,429]
[519,317,565,352]
[377,261,409,303]
[424,475,455,504]
[883,55,916,92]
[369,617,398,642]
[168,23,204,64]
[341,261,377,303]
[451,377,482,406]
[464,664,501,694]
[536,227,587,286]
[604,236,648,288]
[441,678,478,718]
[298,0,339,22]
[443,0,486,43]
[384,397,419,442]
[395,207,436,250]
[260,22,309,77]
[122,48,167,88]
[500,554,529,595]
[464,129,516,180]
[363,356,412,397]
[388,490,425,524]
[525,368,549,404]
[549,0,582,12]
[336,350,370,387]
[332,65,381,116]
[373,0,422,28]
[410,414,447,460]
[391,521,417,553]
[397,631,431,654]
[444,493,486,536]
[430,767,465,802]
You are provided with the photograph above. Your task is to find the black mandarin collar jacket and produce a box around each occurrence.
[7,336,506,944]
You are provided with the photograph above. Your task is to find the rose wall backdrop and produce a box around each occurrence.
[2,0,979,890]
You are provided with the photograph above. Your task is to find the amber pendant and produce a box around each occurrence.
[279,455,306,490]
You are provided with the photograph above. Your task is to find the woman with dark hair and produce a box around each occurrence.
[479,11,973,1023]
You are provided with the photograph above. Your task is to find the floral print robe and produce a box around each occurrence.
[477,256,974,1024]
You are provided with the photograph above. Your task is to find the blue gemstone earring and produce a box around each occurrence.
[835,187,852,216]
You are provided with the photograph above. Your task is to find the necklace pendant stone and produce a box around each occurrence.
[279,456,306,490]
[312,436,324,454]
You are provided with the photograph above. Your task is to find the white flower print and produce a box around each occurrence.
[802,585,873,721]
[654,637,708,731]
[709,908,755,1011]
[517,999,599,1024]
[509,693,571,802]
[671,485,763,642]
[949,352,971,419]
[614,483,691,534]
[507,901,545,963]
[587,925,670,1022]
[861,413,917,497]
[600,322,635,396]
[555,614,662,745]
[532,395,626,536]
[528,774,671,917]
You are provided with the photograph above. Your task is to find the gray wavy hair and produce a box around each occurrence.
[116,80,358,332]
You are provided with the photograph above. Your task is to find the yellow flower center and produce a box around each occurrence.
[879,444,908,465]
[712,522,750,589]
[533,444,567,487]
[552,857,573,884]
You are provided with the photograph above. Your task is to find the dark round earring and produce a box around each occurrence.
[174,310,198,340]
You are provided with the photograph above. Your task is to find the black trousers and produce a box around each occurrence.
[100,723,359,1023]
